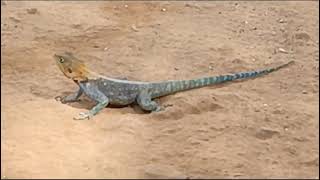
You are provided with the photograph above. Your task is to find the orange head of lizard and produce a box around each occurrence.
[54,52,90,82]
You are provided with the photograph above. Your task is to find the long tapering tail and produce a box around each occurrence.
[151,61,294,98]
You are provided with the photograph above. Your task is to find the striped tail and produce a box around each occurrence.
[151,61,294,98]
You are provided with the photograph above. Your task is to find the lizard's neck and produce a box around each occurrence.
[70,65,104,82]
[86,69,106,79]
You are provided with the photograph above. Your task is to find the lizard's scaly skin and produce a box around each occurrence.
[54,52,294,120]
[149,60,294,98]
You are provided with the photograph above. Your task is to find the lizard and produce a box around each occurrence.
[54,51,294,120]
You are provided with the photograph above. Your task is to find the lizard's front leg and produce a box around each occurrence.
[74,82,109,120]
[73,98,109,120]
[55,87,83,104]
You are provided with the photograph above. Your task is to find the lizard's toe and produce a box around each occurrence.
[73,112,92,120]
[152,106,164,112]
[55,96,62,102]
[55,96,68,104]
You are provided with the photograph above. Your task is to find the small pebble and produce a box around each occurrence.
[278,18,286,23]
[209,66,213,70]
[27,8,38,14]
[131,24,138,32]
[124,4,128,8]
[174,67,179,71]
[278,48,288,54]
[251,27,257,30]
[71,24,81,29]
[161,8,166,12]
[10,16,20,23]
[302,90,308,94]
[263,103,268,107]
[273,109,284,115]
[104,47,109,51]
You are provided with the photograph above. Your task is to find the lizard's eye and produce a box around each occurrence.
[59,57,64,63]
[67,68,72,73]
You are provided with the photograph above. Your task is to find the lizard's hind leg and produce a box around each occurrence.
[137,90,162,112]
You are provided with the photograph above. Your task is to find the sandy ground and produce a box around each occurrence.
[1,1,319,179]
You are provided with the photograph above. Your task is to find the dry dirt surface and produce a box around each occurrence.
[1,1,319,179]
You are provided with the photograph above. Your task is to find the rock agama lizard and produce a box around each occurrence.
[54,52,293,120]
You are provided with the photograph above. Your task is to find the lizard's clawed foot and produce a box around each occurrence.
[55,95,80,104]
[55,96,64,103]
[55,95,70,104]
[73,112,93,120]
[152,106,164,112]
